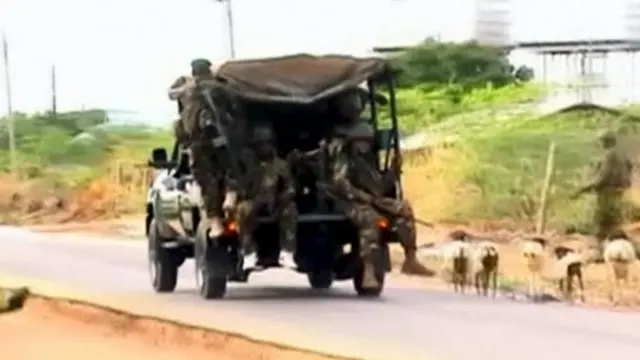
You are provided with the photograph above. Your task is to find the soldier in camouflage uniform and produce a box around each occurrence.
[0,286,30,315]
[323,120,432,289]
[572,129,634,260]
[167,58,236,237]
[331,91,432,276]
[235,125,298,268]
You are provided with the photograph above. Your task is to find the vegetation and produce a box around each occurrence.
[402,106,640,231]
[0,110,171,223]
[379,83,546,134]
[1,38,637,233]
[390,38,534,90]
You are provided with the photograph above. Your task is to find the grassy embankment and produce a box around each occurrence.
[3,84,640,234]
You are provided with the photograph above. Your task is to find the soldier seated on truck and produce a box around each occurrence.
[235,125,299,269]
[325,120,432,277]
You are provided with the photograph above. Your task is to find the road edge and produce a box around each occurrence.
[0,272,431,360]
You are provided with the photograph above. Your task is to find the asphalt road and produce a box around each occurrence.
[2,226,640,360]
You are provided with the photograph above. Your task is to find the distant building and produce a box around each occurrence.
[372,0,640,106]
[373,39,640,107]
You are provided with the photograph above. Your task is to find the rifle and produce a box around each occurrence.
[198,81,248,195]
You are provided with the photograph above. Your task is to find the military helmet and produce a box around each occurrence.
[336,89,364,116]
[335,121,374,140]
[251,125,274,142]
[190,58,213,74]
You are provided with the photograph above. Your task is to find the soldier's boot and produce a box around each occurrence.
[240,234,260,270]
[222,191,238,214]
[401,248,435,276]
[592,239,606,264]
[361,261,379,289]
[591,248,606,264]
[279,236,297,269]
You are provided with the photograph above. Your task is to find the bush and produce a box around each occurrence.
[390,38,534,90]
[378,83,547,134]
[0,110,172,223]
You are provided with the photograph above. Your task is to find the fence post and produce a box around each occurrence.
[535,141,557,234]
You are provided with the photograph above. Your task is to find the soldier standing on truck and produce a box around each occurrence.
[235,125,298,269]
[167,58,235,238]
[0,286,30,315]
[571,129,634,260]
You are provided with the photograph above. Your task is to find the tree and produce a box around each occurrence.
[390,38,534,90]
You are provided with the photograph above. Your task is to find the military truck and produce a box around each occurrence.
[146,54,406,299]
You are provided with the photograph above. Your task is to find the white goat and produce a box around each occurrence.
[552,246,585,303]
[522,237,548,301]
[471,241,500,297]
[440,230,473,294]
[603,232,638,305]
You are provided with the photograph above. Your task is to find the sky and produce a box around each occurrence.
[0,0,634,124]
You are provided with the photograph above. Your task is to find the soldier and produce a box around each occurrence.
[571,129,633,260]
[0,286,30,315]
[323,121,432,288]
[235,125,298,268]
[333,88,365,126]
[167,58,234,237]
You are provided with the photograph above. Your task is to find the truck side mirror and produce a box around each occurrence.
[148,147,168,168]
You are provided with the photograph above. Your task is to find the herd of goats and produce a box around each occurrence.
[417,229,638,305]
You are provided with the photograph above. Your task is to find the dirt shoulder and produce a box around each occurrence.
[0,296,345,360]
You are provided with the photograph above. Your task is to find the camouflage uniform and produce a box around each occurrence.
[172,118,189,146]
[0,287,30,315]
[167,58,233,237]
[235,126,298,258]
[574,130,633,258]
[331,94,431,276]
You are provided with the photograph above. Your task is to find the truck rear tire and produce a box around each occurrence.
[353,248,386,297]
[148,219,179,293]
[194,223,229,299]
[307,270,334,289]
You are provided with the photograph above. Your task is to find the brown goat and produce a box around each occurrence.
[553,245,585,303]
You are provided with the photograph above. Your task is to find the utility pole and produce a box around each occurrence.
[2,30,16,175]
[215,0,236,59]
[51,64,57,118]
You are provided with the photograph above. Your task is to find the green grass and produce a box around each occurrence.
[403,105,640,229]
[3,88,639,230]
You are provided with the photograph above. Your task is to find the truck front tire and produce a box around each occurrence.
[148,219,179,292]
[194,222,229,299]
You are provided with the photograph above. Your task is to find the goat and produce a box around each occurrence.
[522,236,547,301]
[441,229,472,294]
[552,245,585,303]
[471,240,500,297]
[603,229,638,305]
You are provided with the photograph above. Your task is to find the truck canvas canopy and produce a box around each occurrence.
[213,54,390,103]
